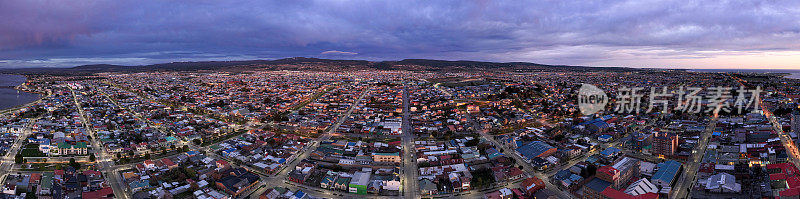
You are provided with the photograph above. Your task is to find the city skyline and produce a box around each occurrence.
[5,1,800,199]
[2,1,800,69]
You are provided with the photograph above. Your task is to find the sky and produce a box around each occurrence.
[2,0,800,69]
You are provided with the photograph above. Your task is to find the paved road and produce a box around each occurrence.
[671,114,718,199]
[102,80,381,198]
[242,86,372,199]
[70,87,129,199]
[401,86,418,199]
[0,117,39,183]
[98,82,181,143]
[466,114,573,199]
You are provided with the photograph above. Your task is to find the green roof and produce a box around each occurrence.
[40,173,53,189]
[372,152,400,156]
[335,177,350,185]
[273,187,287,194]
[58,142,88,149]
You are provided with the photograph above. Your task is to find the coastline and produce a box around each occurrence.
[784,73,800,80]
[0,74,43,114]
[689,69,800,80]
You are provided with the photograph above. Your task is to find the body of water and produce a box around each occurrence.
[690,69,800,79]
[0,74,41,111]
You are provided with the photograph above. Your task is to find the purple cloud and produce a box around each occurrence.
[1,0,800,68]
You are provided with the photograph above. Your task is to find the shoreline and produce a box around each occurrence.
[689,69,800,80]
[784,73,800,80]
[0,75,44,114]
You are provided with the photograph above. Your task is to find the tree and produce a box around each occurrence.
[69,158,80,169]
[464,139,480,147]
[553,134,566,142]
[14,154,23,164]
[582,164,598,178]
[192,139,202,145]
[183,167,197,179]
[89,154,96,162]
[25,191,36,199]
[190,183,200,191]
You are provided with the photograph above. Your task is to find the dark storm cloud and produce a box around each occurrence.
[1,0,800,68]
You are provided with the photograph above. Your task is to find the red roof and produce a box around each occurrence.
[161,158,177,167]
[598,166,619,178]
[780,188,800,197]
[216,159,229,167]
[767,163,800,197]
[83,170,102,177]
[521,177,545,194]
[601,188,631,199]
[82,187,114,199]
[771,173,787,181]
[29,173,41,183]
[506,167,525,177]
[512,188,524,197]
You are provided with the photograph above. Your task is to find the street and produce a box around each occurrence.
[69,87,130,199]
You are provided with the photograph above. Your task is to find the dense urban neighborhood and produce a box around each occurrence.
[1,61,800,199]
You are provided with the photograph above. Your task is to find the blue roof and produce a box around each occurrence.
[600,147,622,157]
[486,148,503,159]
[585,178,612,192]
[222,148,236,153]
[516,141,555,159]
[321,140,336,144]
[568,174,583,182]
[586,155,599,164]
[581,119,610,133]
[186,151,199,156]
[554,170,572,180]
[599,135,612,139]
[294,190,306,198]
[579,118,601,126]
[129,180,150,189]
[712,131,721,136]
[653,160,682,184]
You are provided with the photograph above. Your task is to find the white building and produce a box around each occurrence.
[705,173,741,193]
[624,178,658,196]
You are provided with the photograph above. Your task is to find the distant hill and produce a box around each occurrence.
[0,57,637,75]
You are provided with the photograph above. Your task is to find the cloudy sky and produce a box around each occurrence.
[2,0,800,69]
